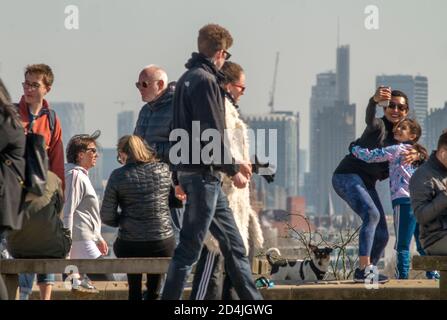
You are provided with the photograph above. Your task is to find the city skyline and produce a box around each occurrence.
[0,0,446,149]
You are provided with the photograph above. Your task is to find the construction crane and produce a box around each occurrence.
[268,52,280,113]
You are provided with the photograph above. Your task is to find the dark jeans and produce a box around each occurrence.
[170,207,184,246]
[114,236,176,300]
[332,173,389,265]
[190,245,239,300]
[161,171,262,300]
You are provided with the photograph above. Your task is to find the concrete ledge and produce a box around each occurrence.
[26,280,440,300]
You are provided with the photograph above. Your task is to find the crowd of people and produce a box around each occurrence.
[1,23,446,301]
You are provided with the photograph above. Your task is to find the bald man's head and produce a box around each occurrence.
[136,65,168,103]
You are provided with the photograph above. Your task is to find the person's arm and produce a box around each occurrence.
[365,97,380,129]
[48,115,65,189]
[100,173,120,228]
[190,77,239,176]
[63,170,84,235]
[410,173,447,225]
[351,144,399,163]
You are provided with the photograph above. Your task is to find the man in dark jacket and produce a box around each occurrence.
[161,24,261,300]
[134,65,183,243]
[410,131,447,255]
[134,65,174,163]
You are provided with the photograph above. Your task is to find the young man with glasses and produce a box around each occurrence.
[15,64,64,300]
[161,24,261,300]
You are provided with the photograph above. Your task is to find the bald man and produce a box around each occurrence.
[134,65,173,162]
[133,65,183,248]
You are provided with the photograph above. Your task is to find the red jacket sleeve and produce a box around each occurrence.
[48,115,65,190]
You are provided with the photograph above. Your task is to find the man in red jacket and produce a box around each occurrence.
[17,63,64,300]
[18,64,64,186]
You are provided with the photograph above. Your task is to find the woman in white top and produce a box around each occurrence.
[64,131,108,289]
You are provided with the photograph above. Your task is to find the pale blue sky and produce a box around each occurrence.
[1,0,446,149]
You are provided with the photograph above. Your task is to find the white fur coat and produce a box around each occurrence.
[203,97,264,256]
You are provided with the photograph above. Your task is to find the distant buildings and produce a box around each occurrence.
[51,102,85,149]
[308,45,355,215]
[244,111,300,210]
[117,110,135,140]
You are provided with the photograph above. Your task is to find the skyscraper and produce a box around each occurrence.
[51,102,85,149]
[244,111,300,210]
[313,101,356,215]
[336,45,350,104]
[375,75,428,143]
[117,110,135,139]
[308,45,355,215]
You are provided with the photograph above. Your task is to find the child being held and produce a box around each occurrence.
[351,118,438,279]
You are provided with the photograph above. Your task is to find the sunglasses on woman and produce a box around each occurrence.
[387,101,408,112]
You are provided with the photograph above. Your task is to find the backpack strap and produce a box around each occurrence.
[48,109,56,139]
[15,102,57,141]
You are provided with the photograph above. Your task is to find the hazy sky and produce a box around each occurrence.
[1,0,446,150]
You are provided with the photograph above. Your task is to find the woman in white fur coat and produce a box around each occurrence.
[188,61,264,300]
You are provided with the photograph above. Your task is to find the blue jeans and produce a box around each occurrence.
[19,273,55,299]
[393,199,438,279]
[161,171,262,300]
[332,173,389,265]
[170,207,184,246]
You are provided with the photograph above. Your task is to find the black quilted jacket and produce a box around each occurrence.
[100,161,173,241]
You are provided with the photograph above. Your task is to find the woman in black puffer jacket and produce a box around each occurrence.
[100,135,174,300]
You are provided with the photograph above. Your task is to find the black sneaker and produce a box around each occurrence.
[353,267,389,284]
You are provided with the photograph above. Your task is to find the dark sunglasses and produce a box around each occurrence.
[223,50,232,60]
[135,79,160,89]
[387,101,408,112]
[85,147,97,154]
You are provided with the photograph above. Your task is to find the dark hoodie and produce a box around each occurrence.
[171,53,239,176]
[134,84,176,164]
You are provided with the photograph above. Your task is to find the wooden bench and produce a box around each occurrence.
[412,256,447,300]
[0,257,267,300]
[0,258,171,300]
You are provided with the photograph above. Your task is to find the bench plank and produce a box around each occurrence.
[0,258,172,274]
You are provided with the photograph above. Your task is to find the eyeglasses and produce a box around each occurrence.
[232,83,246,94]
[223,50,232,60]
[135,79,160,89]
[387,101,408,112]
[85,147,97,154]
[22,81,42,90]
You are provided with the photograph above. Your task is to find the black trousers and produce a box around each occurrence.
[113,237,176,300]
